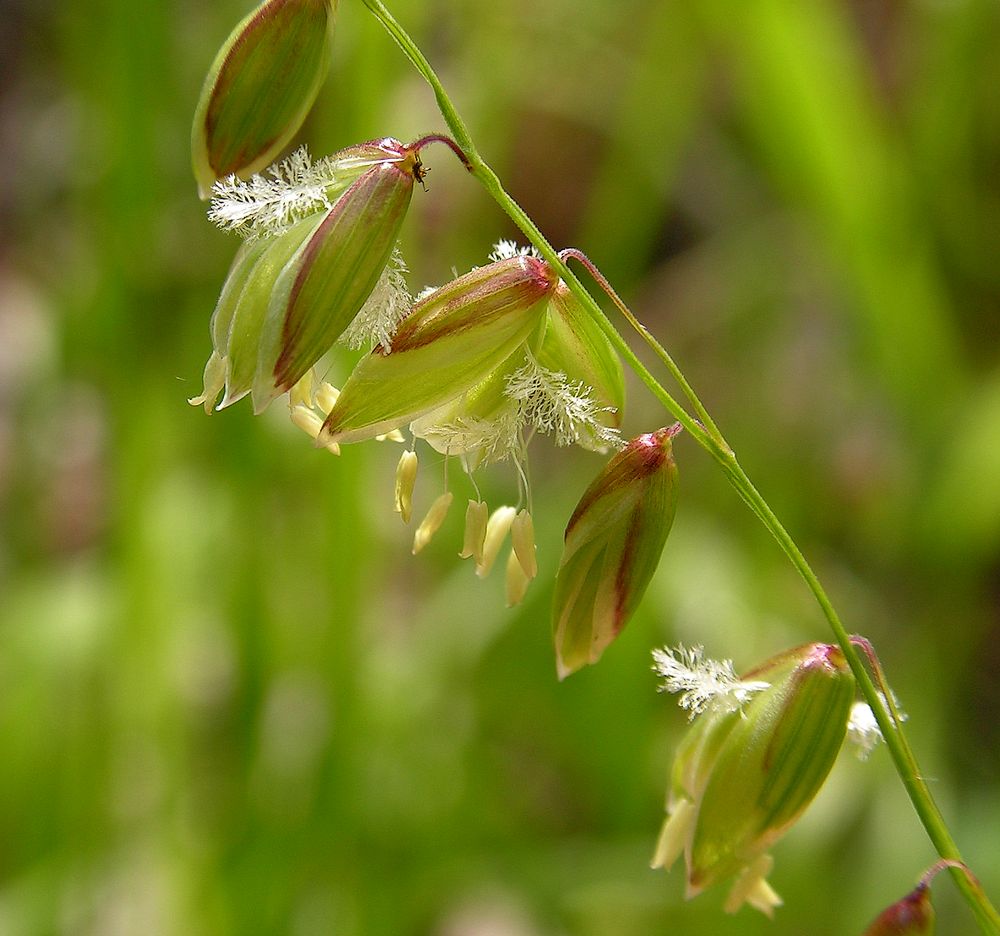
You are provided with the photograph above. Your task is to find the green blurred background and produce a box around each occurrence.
[2,0,999,932]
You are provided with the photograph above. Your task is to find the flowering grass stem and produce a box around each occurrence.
[557,248,726,448]
[360,1,1000,929]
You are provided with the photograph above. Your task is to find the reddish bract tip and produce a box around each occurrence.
[624,425,679,472]
[804,643,847,673]
[863,884,934,935]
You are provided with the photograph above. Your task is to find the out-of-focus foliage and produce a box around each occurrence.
[1,0,998,933]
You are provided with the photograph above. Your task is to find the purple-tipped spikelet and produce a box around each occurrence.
[192,0,337,197]
[318,254,559,445]
[862,884,935,935]
[191,138,422,414]
[652,642,856,916]
[552,426,680,679]
[259,146,419,406]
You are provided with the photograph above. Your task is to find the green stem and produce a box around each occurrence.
[725,468,999,932]
[361,2,1000,930]
[557,247,726,448]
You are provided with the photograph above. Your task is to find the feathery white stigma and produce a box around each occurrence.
[417,407,521,465]
[209,146,383,240]
[652,645,770,718]
[505,357,622,450]
[847,692,903,760]
[488,239,541,262]
[340,245,412,350]
[846,702,883,759]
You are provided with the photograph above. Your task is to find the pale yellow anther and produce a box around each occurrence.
[288,369,315,409]
[315,381,340,415]
[290,404,324,439]
[723,854,782,918]
[394,450,418,524]
[505,548,532,607]
[412,492,454,554]
[511,509,537,580]
[476,506,517,578]
[188,350,227,413]
[290,404,340,455]
[459,500,488,564]
[376,429,406,443]
[650,799,695,872]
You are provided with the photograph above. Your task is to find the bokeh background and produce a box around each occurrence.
[2,0,999,933]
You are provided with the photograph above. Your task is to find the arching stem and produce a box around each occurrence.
[558,247,727,448]
[360,2,1000,931]
[408,133,473,172]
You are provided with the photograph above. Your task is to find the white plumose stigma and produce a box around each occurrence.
[415,358,620,465]
[340,245,412,350]
[417,409,521,466]
[505,356,622,451]
[488,239,541,262]
[209,146,387,240]
[209,148,331,238]
[652,645,770,718]
[846,697,901,760]
[846,702,882,759]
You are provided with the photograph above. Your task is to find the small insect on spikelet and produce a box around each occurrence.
[190,138,430,417]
